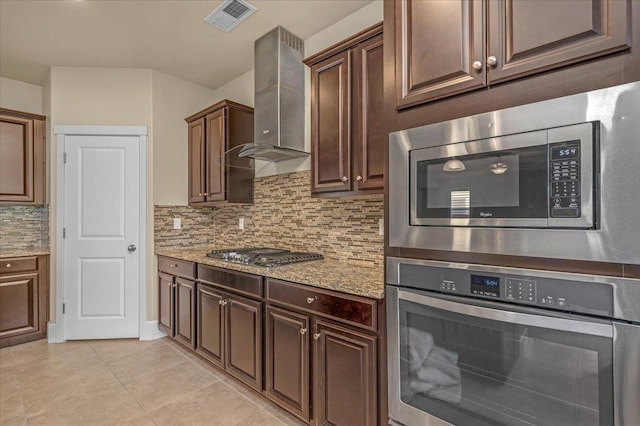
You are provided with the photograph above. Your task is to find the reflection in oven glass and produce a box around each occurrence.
[399,308,609,426]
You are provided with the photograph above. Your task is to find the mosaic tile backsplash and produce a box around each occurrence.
[0,206,50,254]
[155,171,384,267]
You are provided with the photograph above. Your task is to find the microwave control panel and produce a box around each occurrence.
[549,141,581,218]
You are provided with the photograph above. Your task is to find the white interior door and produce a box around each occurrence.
[63,135,140,339]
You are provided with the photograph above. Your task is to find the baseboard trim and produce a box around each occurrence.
[48,322,63,343]
[140,320,167,340]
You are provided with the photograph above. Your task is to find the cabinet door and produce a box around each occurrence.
[158,272,174,336]
[188,118,206,205]
[196,284,225,368]
[314,320,377,426]
[395,0,485,108]
[225,293,262,391]
[487,0,631,84]
[265,305,310,422]
[174,277,196,349]
[310,50,352,194]
[205,109,226,202]
[0,114,34,203]
[0,272,39,340]
[353,33,385,192]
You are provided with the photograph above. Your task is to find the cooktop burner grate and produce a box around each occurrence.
[206,247,323,267]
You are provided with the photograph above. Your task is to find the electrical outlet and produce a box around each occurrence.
[379,218,384,236]
[173,218,182,230]
[239,217,245,230]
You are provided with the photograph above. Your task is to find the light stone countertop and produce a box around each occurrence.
[0,249,50,259]
[156,247,385,299]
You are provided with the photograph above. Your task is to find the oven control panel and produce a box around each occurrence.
[549,141,581,218]
[398,263,613,317]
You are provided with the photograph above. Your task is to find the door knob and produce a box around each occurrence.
[128,244,137,253]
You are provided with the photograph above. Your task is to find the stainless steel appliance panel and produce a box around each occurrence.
[389,82,640,264]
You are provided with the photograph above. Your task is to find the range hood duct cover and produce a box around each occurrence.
[247,26,307,162]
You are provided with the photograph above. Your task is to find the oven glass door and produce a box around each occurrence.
[410,130,549,227]
[390,288,614,426]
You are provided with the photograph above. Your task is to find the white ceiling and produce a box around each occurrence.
[0,0,373,89]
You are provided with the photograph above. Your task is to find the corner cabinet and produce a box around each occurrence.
[0,109,46,205]
[0,255,49,347]
[185,100,254,206]
[305,23,386,197]
[394,0,632,108]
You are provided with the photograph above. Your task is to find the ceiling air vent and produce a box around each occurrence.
[204,0,257,32]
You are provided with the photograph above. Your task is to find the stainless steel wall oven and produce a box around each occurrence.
[387,258,640,426]
[388,82,640,263]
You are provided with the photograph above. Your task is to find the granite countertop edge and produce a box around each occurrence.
[156,247,385,300]
[0,249,50,259]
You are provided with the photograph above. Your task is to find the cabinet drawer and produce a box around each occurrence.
[158,256,195,279]
[0,257,37,274]
[266,279,377,331]
[197,264,263,298]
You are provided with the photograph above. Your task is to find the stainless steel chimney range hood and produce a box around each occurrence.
[238,26,307,162]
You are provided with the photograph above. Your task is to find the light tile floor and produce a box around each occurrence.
[0,338,306,426]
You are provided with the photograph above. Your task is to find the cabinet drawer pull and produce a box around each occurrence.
[306,296,317,304]
[300,328,307,335]
[170,264,178,268]
[5,263,11,268]
[313,333,321,340]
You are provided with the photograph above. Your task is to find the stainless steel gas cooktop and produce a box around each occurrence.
[206,247,323,267]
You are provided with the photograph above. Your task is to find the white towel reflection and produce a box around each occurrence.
[405,327,462,404]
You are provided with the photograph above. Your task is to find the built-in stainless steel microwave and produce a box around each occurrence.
[410,122,596,229]
[389,82,640,264]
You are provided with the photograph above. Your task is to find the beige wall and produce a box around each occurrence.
[152,70,216,206]
[209,0,383,178]
[0,76,43,114]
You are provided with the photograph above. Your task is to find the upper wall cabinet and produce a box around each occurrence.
[395,0,632,109]
[0,109,46,205]
[305,23,386,197]
[185,100,254,206]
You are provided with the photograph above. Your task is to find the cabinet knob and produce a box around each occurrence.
[356,175,363,181]
[167,282,171,287]
[487,56,498,67]
[472,60,483,70]
[300,328,307,335]
[313,333,321,340]
[306,296,317,304]
[198,192,203,196]
[341,176,349,182]
[5,263,11,268]
[204,193,208,196]
[170,264,177,268]
[219,300,228,306]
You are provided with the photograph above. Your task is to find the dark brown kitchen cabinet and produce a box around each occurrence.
[0,109,46,205]
[265,305,310,422]
[265,278,382,426]
[157,256,196,349]
[305,23,385,197]
[197,265,264,392]
[185,100,254,206]
[394,0,632,109]
[0,255,49,348]
[314,320,377,426]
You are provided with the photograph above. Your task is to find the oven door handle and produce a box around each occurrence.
[398,288,613,338]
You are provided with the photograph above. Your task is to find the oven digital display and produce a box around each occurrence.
[551,143,580,160]
[471,274,500,297]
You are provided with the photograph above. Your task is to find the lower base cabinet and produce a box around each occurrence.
[265,278,381,426]
[0,255,49,348]
[158,257,383,426]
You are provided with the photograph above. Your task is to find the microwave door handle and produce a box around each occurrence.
[398,289,612,338]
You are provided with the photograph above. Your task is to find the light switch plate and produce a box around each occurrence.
[173,218,181,230]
